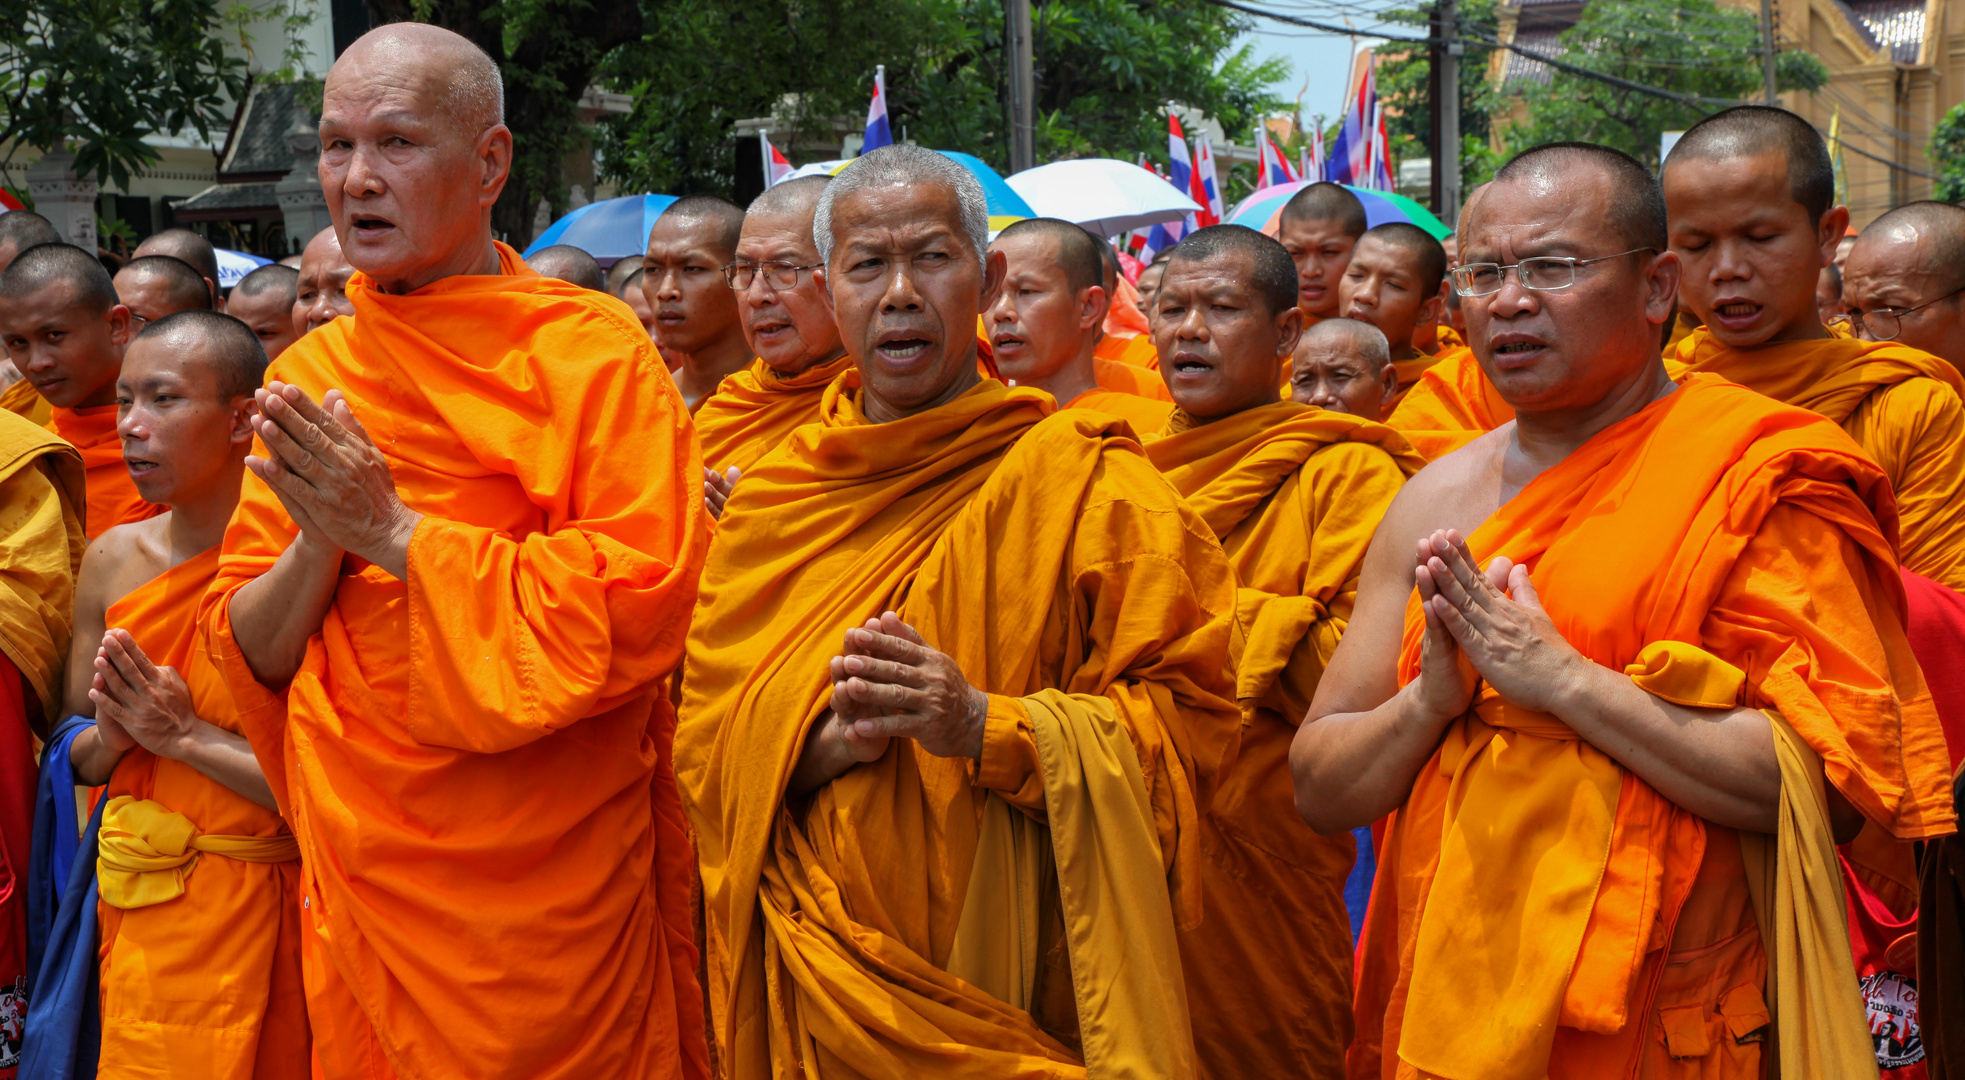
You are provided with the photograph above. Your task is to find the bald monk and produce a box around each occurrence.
[59,310,305,1075]
[1291,316,1399,419]
[228,263,301,361]
[643,195,751,410]
[1295,141,1955,1079]
[0,212,59,278]
[525,243,605,291]
[1664,106,1965,591]
[1135,247,1171,322]
[0,244,160,537]
[693,176,852,520]
[1338,223,1448,413]
[113,255,213,325]
[291,226,354,338]
[989,217,1173,434]
[1090,240,1162,372]
[1815,260,1844,326]
[276,253,303,269]
[1143,225,1420,1078]
[200,25,709,1079]
[1279,182,1368,326]
[134,227,223,311]
[616,267,656,338]
[678,143,1240,1078]
[1842,200,1965,375]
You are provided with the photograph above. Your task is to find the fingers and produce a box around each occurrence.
[1485,555,1513,594]
[839,652,924,689]
[878,612,927,647]
[1427,531,1495,611]
[845,621,929,666]
[325,391,375,446]
[838,675,923,714]
[103,628,160,682]
[1509,563,1545,612]
[97,633,147,689]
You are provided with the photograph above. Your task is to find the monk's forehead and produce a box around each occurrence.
[1464,171,1616,254]
[648,213,736,253]
[833,180,965,239]
[124,331,224,382]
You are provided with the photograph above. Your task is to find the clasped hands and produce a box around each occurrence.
[246,382,421,579]
[1409,529,1595,723]
[791,612,986,794]
[89,628,202,761]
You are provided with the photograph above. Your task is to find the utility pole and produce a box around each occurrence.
[1006,0,1036,173]
[1760,0,1779,104]
[1438,0,1461,227]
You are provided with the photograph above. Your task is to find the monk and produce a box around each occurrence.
[291,226,354,338]
[678,143,1240,1078]
[606,252,641,297]
[60,310,305,1076]
[1278,182,1368,326]
[1291,316,1399,418]
[1338,222,1448,412]
[1090,241,1163,373]
[615,267,657,338]
[988,217,1173,434]
[693,176,852,519]
[643,195,751,410]
[1135,247,1171,322]
[0,243,160,537]
[0,213,59,404]
[113,255,213,325]
[1143,224,1420,1078]
[227,264,302,361]
[1664,105,1965,590]
[1294,141,1955,1079]
[1815,260,1844,325]
[1841,200,1965,375]
[525,244,605,291]
[201,24,709,1079]
[133,228,223,311]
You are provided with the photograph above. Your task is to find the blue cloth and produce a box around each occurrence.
[21,717,101,1079]
[1343,824,1376,946]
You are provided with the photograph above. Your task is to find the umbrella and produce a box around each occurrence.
[1004,159,1202,237]
[827,151,1036,233]
[782,160,849,182]
[523,193,679,261]
[1226,181,1451,241]
[214,248,271,289]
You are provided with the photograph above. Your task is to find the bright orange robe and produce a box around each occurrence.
[1065,386,1174,434]
[1145,401,1421,1078]
[98,545,308,1076]
[49,404,161,539]
[693,354,854,475]
[678,374,1241,1078]
[1093,355,1172,401]
[1382,353,1439,418]
[1672,328,1965,589]
[1352,374,1957,1080]
[202,243,711,1080]
[1384,345,1511,460]
[1093,332,1159,370]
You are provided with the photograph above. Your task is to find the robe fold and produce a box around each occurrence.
[201,242,711,1080]
[1351,374,1957,1080]
[1384,354,1439,416]
[48,405,161,540]
[1672,328,1965,589]
[1063,387,1173,436]
[0,378,51,428]
[694,355,856,476]
[1093,333,1159,371]
[1091,356,1172,402]
[1383,346,1510,460]
[97,546,308,1077]
[678,373,1241,1079]
[1144,401,1421,1078]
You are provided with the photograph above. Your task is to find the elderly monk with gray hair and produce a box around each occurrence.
[677,143,1241,1079]
[201,23,710,1080]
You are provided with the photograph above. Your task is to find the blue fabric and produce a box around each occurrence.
[20,785,100,1080]
[1343,824,1376,947]
[25,718,89,982]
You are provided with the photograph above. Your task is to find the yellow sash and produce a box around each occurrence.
[97,795,299,909]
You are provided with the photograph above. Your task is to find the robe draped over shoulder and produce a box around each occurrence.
[1384,346,1512,461]
[694,354,855,476]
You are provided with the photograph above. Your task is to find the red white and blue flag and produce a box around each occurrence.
[862,65,893,153]
[1257,127,1299,189]
[1302,125,1324,184]
[1192,132,1223,226]
[1140,115,1196,259]
[760,132,794,188]
[1328,58,1388,190]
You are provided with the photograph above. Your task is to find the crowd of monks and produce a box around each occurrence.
[0,19,1954,1080]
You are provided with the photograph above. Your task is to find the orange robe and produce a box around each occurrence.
[1352,374,1957,1080]
[678,374,1241,1078]
[98,545,308,1076]
[49,404,161,539]
[1384,345,1511,460]
[1065,386,1174,434]
[1093,332,1159,370]
[1144,402,1421,1078]
[1092,355,1171,401]
[1382,353,1439,417]
[202,243,711,1080]
[693,354,854,475]
[1672,328,1965,589]
[0,376,52,427]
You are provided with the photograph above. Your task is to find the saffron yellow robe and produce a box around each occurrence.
[1383,354,1440,418]
[1092,355,1172,401]
[98,546,308,1076]
[203,243,711,1080]
[1065,387,1174,435]
[1672,328,1965,590]
[1145,401,1421,1078]
[0,376,52,427]
[1093,333,1160,371]
[49,404,162,540]
[678,373,1242,1079]
[1384,346,1511,461]
[694,355,855,476]
[0,410,84,723]
[1352,374,1957,1080]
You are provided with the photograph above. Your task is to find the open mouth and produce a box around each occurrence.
[876,336,933,362]
[1169,353,1214,376]
[1713,301,1762,325]
[750,319,792,338]
[991,333,1026,351]
[125,458,158,474]
[349,215,395,239]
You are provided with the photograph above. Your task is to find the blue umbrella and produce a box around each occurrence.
[524,194,678,261]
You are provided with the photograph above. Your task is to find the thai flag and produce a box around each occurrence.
[1370,104,1396,192]
[1192,132,1222,226]
[1327,59,1377,188]
[1140,115,1195,258]
[760,132,793,188]
[862,65,892,153]
[1258,128,1298,189]
[1303,125,1324,183]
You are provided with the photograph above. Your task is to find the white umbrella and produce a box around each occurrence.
[780,159,849,183]
[1006,159,1202,238]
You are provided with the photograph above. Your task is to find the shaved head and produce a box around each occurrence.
[1168,225,1298,317]
[997,217,1103,294]
[1360,223,1447,296]
[235,262,299,303]
[0,243,117,313]
[1300,316,1390,372]
[1280,182,1368,237]
[1859,201,1965,293]
[1487,142,1665,253]
[817,145,989,270]
[526,245,605,291]
[658,195,745,259]
[747,176,829,219]
[606,255,642,297]
[1843,199,1965,368]
[115,255,214,317]
[339,23,503,137]
[1666,106,1833,222]
[132,228,220,292]
[137,309,268,399]
[0,212,61,272]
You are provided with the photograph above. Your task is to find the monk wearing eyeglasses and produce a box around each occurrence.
[1663,105,1965,590]
[1841,200,1965,377]
[643,194,752,412]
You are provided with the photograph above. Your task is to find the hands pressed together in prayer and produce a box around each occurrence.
[247,382,421,580]
[788,612,988,795]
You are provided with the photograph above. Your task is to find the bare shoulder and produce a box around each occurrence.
[1374,424,1512,556]
[81,515,171,621]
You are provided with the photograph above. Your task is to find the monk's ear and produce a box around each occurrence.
[106,304,134,349]
[978,247,1007,315]
[475,124,514,209]
[1417,290,1445,332]
[813,266,835,319]
[1817,205,1851,268]
[1080,284,1107,331]
[228,395,257,447]
[1642,249,1682,330]
[1379,361,1400,397]
[1274,302,1305,360]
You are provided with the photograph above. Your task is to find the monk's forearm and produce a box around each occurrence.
[788,714,858,797]
[1293,685,1456,836]
[169,721,280,813]
[69,724,125,787]
[230,535,342,690]
[1554,663,1781,833]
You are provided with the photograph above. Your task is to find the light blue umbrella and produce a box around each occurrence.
[523,194,678,261]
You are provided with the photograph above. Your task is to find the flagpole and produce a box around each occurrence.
[759,131,772,191]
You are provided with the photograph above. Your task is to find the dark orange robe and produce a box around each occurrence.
[203,243,711,1080]
[693,354,854,475]
[1093,332,1159,370]
[49,404,162,539]
[1383,345,1511,460]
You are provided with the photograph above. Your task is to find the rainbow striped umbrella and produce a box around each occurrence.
[1226,182,1450,240]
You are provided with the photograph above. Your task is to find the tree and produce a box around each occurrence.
[1931,102,1965,202]
[1499,0,1826,169]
